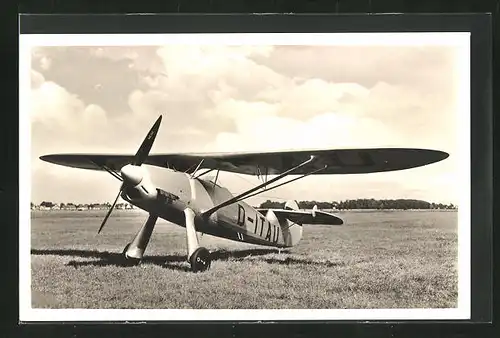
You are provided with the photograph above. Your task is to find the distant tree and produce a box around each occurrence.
[259,200,285,209]
[338,200,346,210]
[299,201,314,209]
[259,198,450,211]
[317,201,333,209]
[40,201,54,208]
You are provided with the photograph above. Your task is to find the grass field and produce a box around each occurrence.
[30,210,458,309]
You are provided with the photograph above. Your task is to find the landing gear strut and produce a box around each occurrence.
[184,208,211,272]
[122,214,158,266]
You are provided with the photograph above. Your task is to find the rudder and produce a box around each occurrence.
[284,199,299,211]
[281,200,303,246]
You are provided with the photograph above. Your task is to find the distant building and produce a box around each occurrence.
[89,203,109,210]
[115,202,134,210]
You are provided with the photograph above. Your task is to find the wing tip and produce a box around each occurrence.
[438,150,450,161]
[40,154,67,165]
[39,154,53,163]
[425,149,449,166]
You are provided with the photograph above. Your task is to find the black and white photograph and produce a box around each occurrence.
[19,32,470,321]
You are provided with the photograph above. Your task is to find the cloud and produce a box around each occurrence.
[30,78,114,159]
[31,46,162,116]
[119,45,292,150]
[31,80,85,127]
[30,77,121,204]
[155,45,289,103]
[205,99,398,153]
[30,69,45,88]
[39,56,52,70]
[251,45,457,94]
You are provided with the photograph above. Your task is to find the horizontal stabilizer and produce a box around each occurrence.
[259,208,343,226]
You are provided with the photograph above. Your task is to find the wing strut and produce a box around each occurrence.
[212,169,220,189]
[257,165,269,188]
[88,159,123,182]
[202,155,318,217]
[193,168,215,179]
[189,159,205,178]
[238,164,327,201]
[102,165,123,181]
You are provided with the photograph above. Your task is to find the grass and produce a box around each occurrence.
[29,209,458,309]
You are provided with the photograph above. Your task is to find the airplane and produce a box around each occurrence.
[40,115,449,272]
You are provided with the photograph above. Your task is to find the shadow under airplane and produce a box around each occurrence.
[30,248,344,272]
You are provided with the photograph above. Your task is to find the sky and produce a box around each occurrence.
[26,36,466,205]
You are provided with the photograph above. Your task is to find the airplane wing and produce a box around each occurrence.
[39,148,449,175]
[258,208,344,226]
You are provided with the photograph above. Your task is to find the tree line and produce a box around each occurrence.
[35,202,113,208]
[258,199,457,210]
[33,199,457,211]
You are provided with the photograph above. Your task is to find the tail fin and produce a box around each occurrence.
[284,200,299,211]
[282,200,302,246]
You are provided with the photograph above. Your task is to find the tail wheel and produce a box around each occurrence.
[189,247,211,272]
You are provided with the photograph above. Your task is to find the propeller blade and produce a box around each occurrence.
[98,187,123,234]
[98,115,162,233]
[133,115,162,166]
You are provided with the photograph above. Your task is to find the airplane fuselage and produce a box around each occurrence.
[120,167,303,248]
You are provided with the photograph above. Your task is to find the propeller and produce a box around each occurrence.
[98,115,162,234]
[98,188,122,234]
[132,115,163,166]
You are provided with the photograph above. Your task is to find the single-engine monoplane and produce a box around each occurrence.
[40,115,449,272]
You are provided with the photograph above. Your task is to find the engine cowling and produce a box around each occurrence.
[120,164,157,202]
[120,164,144,186]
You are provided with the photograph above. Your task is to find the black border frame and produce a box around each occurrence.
[10,11,494,338]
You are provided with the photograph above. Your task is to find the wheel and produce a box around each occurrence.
[122,243,141,266]
[189,247,211,272]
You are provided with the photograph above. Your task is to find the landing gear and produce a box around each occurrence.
[189,247,211,272]
[121,214,158,266]
[184,208,211,272]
